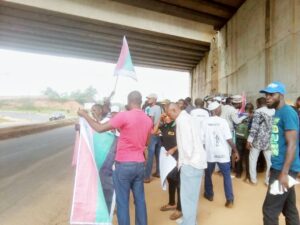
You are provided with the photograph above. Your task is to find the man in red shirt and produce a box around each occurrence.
[78,91,153,225]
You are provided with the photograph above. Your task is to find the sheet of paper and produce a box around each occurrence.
[270,175,300,195]
[159,147,177,191]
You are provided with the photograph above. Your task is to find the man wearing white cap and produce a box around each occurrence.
[202,102,240,208]
[144,93,162,182]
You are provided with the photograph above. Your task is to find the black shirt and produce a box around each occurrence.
[160,122,178,160]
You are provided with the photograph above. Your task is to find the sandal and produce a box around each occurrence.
[160,204,176,211]
[170,210,183,220]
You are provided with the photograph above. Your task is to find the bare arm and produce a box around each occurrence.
[78,109,113,133]
[227,139,240,162]
[278,130,298,189]
[167,146,178,155]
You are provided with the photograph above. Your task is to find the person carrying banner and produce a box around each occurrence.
[78,91,152,225]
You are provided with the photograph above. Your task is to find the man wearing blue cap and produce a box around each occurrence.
[260,81,300,225]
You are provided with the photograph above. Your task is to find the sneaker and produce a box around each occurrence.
[204,194,213,202]
[170,210,183,220]
[225,200,234,208]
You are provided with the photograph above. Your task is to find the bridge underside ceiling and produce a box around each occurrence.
[0,1,213,71]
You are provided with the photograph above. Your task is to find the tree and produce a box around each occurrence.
[42,86,98,103]
[43,87,60,99]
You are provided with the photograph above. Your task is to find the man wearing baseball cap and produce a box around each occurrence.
[260,81,300,225]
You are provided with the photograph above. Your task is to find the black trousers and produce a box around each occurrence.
[167,176,181,211]
[263,169,300,225]
[235,138,250,179]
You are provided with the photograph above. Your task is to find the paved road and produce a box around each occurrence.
[0,111,50,123]
[0,126,75,225]
[0,111,51,128]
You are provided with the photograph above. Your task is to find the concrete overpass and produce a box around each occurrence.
[1,0,299,101]
[0,0,243,71]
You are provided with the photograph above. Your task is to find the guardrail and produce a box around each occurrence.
[0,118,77,140]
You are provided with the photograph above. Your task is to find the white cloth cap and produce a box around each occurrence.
[231,95,242,103]
[213,96,222,102]
[208,102,221,111]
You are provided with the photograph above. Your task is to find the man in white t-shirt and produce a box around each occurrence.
[202,102,240,208]
[190,98,210,127]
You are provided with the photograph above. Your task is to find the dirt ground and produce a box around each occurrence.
[4,171,299,225]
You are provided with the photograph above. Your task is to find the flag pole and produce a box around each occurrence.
[108,75,119,101]
[113,75,119,93]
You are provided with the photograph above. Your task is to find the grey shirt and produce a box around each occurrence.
[149,105,162,125]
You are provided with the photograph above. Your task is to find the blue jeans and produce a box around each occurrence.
[144,135,161,179]
[113,162,147,225]
[180,165,204,225]
[204,162,234,201]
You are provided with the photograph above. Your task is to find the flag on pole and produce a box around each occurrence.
[239,92,247,114]
[70,118,117,225]
[114,36,137,81]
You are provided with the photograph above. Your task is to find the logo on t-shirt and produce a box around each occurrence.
[271,117,280,157]
[168,131,175,136]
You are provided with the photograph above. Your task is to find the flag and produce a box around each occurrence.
[70,118,117,225]
[239,92,247,114]
[114,36,137,81]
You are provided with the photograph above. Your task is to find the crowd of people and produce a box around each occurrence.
[77,81,300,225]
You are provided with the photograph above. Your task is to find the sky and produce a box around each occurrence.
[0,49,190,104]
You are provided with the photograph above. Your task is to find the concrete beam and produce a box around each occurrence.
[0,42,193,72]
[159,0,235,18]
[4,0,215,43]
[0,21,205,59]
[0,34,196,71]
[111,0,226,27]
[0,7,210,51]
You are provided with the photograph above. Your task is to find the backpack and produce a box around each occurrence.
[235,121,249,139]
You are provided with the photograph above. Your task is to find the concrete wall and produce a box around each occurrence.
[192,0,300,103]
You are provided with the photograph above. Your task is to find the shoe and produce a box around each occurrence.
[204,194,213,202]
[225,200,234,208]
[160,204,176,211]
[144,178,151,183]
[235,174,242,179]
[170,210,183,220]
[152,172,160,178]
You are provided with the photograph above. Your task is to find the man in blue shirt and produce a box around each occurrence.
[260,81,300,225]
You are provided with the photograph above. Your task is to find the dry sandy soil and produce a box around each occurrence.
[3,172,299,225]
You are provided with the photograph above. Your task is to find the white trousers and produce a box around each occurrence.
[249,147,272,185]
